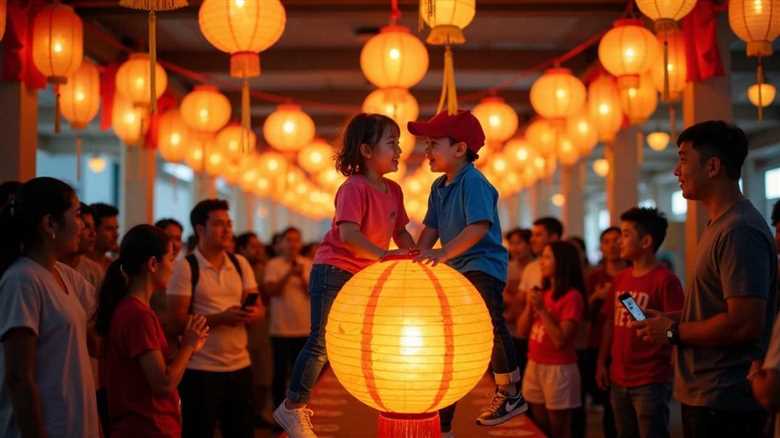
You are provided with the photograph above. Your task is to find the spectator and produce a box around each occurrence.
[62,203,105,288]
[236,232,268,282]
[503,228,533,374]
[185,234,198,256]
[301,242,320,260]
[89,203,120,270]
[0,181,21,211]
[567,236,591,276]
[155,218,185,259]
[520,217,563,293]
[151,219,184,341]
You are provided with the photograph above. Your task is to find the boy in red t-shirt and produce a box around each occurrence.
[596,207,684,438]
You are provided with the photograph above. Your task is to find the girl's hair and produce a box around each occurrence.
[95,224,169,336]
[542,241,586,302]
[0,177,75,280]
[336,113,400,176]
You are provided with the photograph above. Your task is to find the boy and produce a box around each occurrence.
[409,111,525,436]
[596,207,683,438]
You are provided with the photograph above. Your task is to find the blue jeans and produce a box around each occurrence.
[286,264,353,404]
[610,383,672,438]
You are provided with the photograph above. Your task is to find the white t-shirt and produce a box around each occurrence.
[519,259,543,293]
[263,256,312,337]
[167,249,258,372]
[76,256,105,291]
[0,258,99,438]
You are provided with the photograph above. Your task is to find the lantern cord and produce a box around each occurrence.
[669,103,677,141]
[76,136,82,182]
[757,57,764,121]
[241,78,251,154]
[149,10,157,114]
[389,0,401,24]
[54,84,62,134]
[436,45,458,115]
[663,33,670,102]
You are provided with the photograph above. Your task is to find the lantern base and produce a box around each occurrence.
[378,412,441,438]
[746,41,773,58]
[427,25,465,45]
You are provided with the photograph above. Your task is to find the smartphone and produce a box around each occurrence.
[242,293,260,309]
[618,293,646,321]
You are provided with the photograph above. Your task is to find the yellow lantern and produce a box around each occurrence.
[157,109,191,163]
[651,28,688,101]
[593,158,610,177]
[87,156,107,174]
[326,259,493,414]
[647,131,671,151]
[263,104,316,152]
[362,88,420,125]
[253,174,274,197]
[748,82,777,107]
[60,59,100,130]
[298,139,333,174]
[216,125,258,160]
[419,0,476,45]
[317,167,346,191]
[620,73,659,124]
[557,134,580,166]
[185,133,216,172]
[636,0,697,30]
[205,146,227,176]
[588,74,623,142]
[565,110,599,156]
[504,138,536,169]
[525,118,558,157]
[32,4,83,84]
[472,96,519,144]
[181,85,231,134]
[112,96,148,146]
[115,53,168,108]
[530,68,587,120]
[360,25,428,89]
[257,150,289,176]
[551,193,566,207]
[399,129,417,159]
[598,19,658,90]
[728,0,780,58]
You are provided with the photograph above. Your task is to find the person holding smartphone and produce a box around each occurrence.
[596,208,684,438]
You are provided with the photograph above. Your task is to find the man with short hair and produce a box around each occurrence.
[155,218,184,259]
[62,203,105,289]
[167,199,264,438]
[636,121,777,438]
[89,203,119,270]
[519,217,563,293]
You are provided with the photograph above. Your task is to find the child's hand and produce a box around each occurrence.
[383,249,411,259]
[413,248,448,266]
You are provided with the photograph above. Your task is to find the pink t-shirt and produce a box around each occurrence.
[314,175,409,274]
[528,289,585,365]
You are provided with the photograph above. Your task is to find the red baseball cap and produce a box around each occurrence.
[407,110,486,154]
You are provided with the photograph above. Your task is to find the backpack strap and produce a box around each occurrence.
[185,254,199,315]
[227,252,244,283]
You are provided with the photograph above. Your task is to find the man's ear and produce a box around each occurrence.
[640,234,654,252]
[706,156,722,179]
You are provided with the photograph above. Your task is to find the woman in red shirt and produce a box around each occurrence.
[517,241,586,438]
[94,224,208,438]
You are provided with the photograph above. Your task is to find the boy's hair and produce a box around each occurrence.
[533,216,564,238]
[155,218,183,232]
[336,113,400,176]
[505,227,531,244]
[772,199,780,227]
[90,202,119,228]
[281,226,301,238]
[676,120,748,180]
[190,199,229,232]
[620,207,668,253]
[600,226,621,242]
[79,202,93,219]
[446,137,478,162]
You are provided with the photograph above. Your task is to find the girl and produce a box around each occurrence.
[0,177,99,438]
[96,224,209,438]
[517,241,585,438]
[274,113,416,438]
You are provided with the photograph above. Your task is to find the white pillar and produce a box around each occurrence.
[606,127,639,225]
[561,163,585,237]
[120,146,156,230]
[192,173,217,201]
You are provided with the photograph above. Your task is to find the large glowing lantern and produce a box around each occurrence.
[180,85,231,134]
[115,53,167,108]
[557,134,580,166]
[636,0,697,30]
[588,75,623,142]
[419,0,476,44]
[362,88,420,125]
[530,68,587,120]
[60,59,100,129]
[263,104,315,152]
[728,0,780,58]
[257,150,289,176]
[565,110,599,155]
[326,258,493,417]
[112,96,148,145]
[32,4,83,84]
[399,129,417,159]
[298,139,333,174]
[158,109,191,162]
[598,19,658,90]
[651,28,688,101]
[619,73,658,124]
[647,131,671,151]
[216,125,257,160]
[748,83,777,107]
[360,25,428,89]
[525,118,558,157]
[504,138,535,170]
[472,96,519,144]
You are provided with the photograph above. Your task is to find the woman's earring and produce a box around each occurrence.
[50,232,56,241]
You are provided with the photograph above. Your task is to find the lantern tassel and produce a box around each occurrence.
[54,84,62,134]
[757,57,764,121]
[436,45,458,115]
[149,10,157,114]
[377,412,440,438]
[76,136,82,182]
[662,33,670,102]
[241,78,251,154]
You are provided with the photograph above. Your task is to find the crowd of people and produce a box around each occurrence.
[0,114,778,438]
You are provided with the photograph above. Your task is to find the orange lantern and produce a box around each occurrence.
[647,131,671,151]
[620,73,659,124]
[216,125,257,161]
[32,4,83,84]
[181,85,231,134]
[399,129,417,159]
[115,53,168,108]
[530,68,587,120]
[504,138,536,169]
[257,150,289,176]
[636,0,697,31]
[651,28,688,101]
[326,259,493,421]
[112,96,148,146]
[185,133,216,172]
[748,82,777,108]
[472,96,519,144]
[298,139,333,174]
[593,158,610,177]
[598,19,658,90]
[0,0,6,41]
[157,109,191,163]
[556,134,580,166]
[60,59,100,130]
[728,0,780,58]
[263,104,315,152]
[525,118,558,157]
[360,25,428,89]
[317,167,346,191]
[419,0,476,45]
[362,88,420,125]
[565,110,599,156]
[588,74,623,142]
[253,174,274,197]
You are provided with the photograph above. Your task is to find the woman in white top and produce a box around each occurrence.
[0,177,99,438]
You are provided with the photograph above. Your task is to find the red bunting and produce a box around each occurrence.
[681,0,725,82]
[1,0,47,89]
[99,63,119,131]
[144,92,177,149]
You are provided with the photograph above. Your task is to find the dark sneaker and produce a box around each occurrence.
[475,389,528,426]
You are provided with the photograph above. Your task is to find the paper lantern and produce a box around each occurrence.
[748,83,777,108]
[238,156,260,190]
[620,73,658,124]
[399,129,417,159]
[253,174,274,197]
[647,131,671,151]
[651,28,688,101]
[185,133,216,171]
[557,134,580,166]
[363,88,420,126]
[488,153,510,176]
[185,145,204,171]
[222,160,243,186]
[419,0,476,44]
[504,138,536,169]
[60,59,100,130]
[525,119,558,157]
[565,110,599,155]
[205,145,227,176]
[263,104,315,152]
[317,167,346,190]
[326,259,492,415]
[32,4,83,84]
[180,85,231,134]
[728,0,780,58]
[0,0,6,41]
[551,193,566,207]
[636,0,697,30]
[598,19,658,90]
[588,75,623,142]
[157,109,191,162]
[530,68,587,120]
[112,96,148,146]
[593,158,610,177]
[360,25,428,89]
[87,156,107,174]
[115,53,168,108]
[257,150,289,176]
[473,97,519,144]
[216,125,257,160]
[298,139,333,174]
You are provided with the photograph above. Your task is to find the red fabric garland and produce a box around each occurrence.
[681,0,725,82]
[1,0,47,89]
[99,63,119,131]
[144,91,177,149]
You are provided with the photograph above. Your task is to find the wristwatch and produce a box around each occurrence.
[666,322,680,345]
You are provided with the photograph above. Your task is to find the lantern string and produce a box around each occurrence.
[389,0,401,25]
[241,78,251,154]
[436,46,458,115]
[757,57,764,121]
[54,84,62,134]
[75,135,82,182]
[662,32,670,101]
[149,10,157,114]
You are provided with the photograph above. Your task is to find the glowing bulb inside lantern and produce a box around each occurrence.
[88,156,107,174]
[754,0,763,14]
[552,193,566,207]
[199,109,209,121]
[494,159,508,172]
[628,88,638,98]
[282,120,296,134]
[267,159,280,171]
[75,90,85,102]
[593,158,609,177]
[578,121,589,133]
[209,154,222,166]
[400,325,423,357]
[125,113,136,124]
[135,77,145,89]
[311,151,323,163]
[624,48,635,60]
[170,133,181,145]
[389,48,401,60]
[667,63,675,72]
[488,115,501,127]
[599,103,610,115]
[556,89,567,99]
[52,41,63,53]
[516,148,529,161]
[235,0,245,7]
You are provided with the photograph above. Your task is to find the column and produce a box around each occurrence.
[234,189,255,233]
[192,172,217,201]
[606,126,639,225]
[120,146,156,230]
[0,82,37,182]
[561,163,585,237]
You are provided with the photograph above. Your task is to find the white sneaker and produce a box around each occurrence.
[441,431,456,438]
[273,402,318,438]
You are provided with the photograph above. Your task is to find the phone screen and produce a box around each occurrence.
[242,293,259,309]
[619,293,646,321]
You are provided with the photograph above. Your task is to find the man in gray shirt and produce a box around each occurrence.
[635,121,778,438]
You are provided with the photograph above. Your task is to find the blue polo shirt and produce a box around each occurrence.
[423,163,508,282]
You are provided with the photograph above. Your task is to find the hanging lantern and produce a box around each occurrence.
[419,0,476,45]
[0,0,6,41]
[88,156,107,174]
[557,134,580,166]
[651,28,688,101]
[180,85,231,134]
[504,138,536,170]
[158,109,191,163]
[598,19,658,90]
[298,139,333,174]
[239,157,260,191]
[257,150,289,176]
[525,118,558,157]
[748,82,777,108]
[61,59,100,130]
[115,53,168,108]
[216,125,258,161]
[647,131,671,151]
[263,104,315,152]
[530,68,587,120]
[472,96,519,144]
[317,167,346,191]
[253,174,274,197]
[620,73,658,124]
[360,25,428,89]
[362,88,420,125]
[205,144,227,176]
[593,158,610,177]
[588,75,623,142]
[185,133,215,172]
[488,153,510,176]
[222,159,242,186]
[185,143,205,171]
[112,96,148,146]
[565,110,599,156]
[399,129,417,159]
[636,0,697,31]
